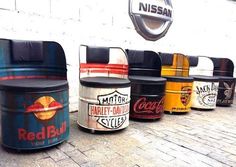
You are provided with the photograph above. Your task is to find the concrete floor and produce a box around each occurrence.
[1,100,236,167]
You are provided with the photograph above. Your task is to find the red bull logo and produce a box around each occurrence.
[18,96,66,141]
[26,96,63,120]
[18,121,66,141]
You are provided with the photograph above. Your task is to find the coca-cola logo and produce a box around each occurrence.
[133,97,164,114]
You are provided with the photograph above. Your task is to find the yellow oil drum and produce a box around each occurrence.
[164,76,193,113]
[160,53,189,77]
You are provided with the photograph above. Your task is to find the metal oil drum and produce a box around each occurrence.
[164,76,193,113]
[129,76,166,120]
[191,76,219,110]
[189,56,214,76]
[0,79,69,150]
[211,57,234,77]
[216,76,235,106]
[160,53,190,77]
[78,77,130,132]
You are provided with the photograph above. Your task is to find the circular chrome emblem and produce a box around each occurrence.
[129,0,173,41]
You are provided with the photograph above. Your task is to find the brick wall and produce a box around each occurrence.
[0,0,236,111]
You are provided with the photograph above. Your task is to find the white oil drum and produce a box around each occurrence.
[78,77,130,132]
[189,56,214,76]
[191,76,219,110]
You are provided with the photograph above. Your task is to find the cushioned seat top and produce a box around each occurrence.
[0,79,68,91]
[80,77,130,88]
[129,76,166,84]
[191,75,219,82]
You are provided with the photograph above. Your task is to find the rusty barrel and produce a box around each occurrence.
[78,77,130,132]
[216,76,235,106]
[0,79,69,150]
[164,76,193,113]
[129,76,166,120]
[191,76,219,110]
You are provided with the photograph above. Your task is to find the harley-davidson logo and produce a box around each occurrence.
[180,86,192,106]
[129,0,173,41]
[88,91,129,129]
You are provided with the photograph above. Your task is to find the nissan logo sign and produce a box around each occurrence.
[129,0,173,41]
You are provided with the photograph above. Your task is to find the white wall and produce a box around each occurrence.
[0,0,236,111]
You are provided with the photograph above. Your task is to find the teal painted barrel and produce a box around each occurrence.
[0,79,69,150]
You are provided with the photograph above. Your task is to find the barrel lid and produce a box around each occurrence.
[0,79,68,91]
[217,76,236,81]
[191,75,219,82]
[80,77,130,88]
[164,76,194,82]
[129,76,166,84]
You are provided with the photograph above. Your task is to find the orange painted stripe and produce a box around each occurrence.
[80,69,128,75]
[80,63,128,75]
[80,63,128,69]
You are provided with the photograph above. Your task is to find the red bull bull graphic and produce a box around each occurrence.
[0,79,69,150]
[26,96,63,120]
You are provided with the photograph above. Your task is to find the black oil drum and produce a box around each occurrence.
[216,76,235,106]
[0,79,69,150]
[78,77,131,132]
[129,76,166,120]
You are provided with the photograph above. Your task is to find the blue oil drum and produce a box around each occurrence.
[0,79,69,150]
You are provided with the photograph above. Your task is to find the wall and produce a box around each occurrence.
[0,0,236,111]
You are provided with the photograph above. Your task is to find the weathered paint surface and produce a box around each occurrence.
[191,81,219,109]
[78,86,130,131]
[164,81,193,113]
[1,89,69,150]
[217,79,235,106]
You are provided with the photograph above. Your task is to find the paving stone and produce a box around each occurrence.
[47,148,69,162]
[36,157,58,167]
[56,158,80,167]
[208,151,235,167]
[57,142,76,153]
[66,149,89,165]
[80,161,99,167]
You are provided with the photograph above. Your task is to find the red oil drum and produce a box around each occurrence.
[78,77,130,132]
[191,76,219,110]
[0,79,69,150]
[216,76,235,106]
[129,76,166,120]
